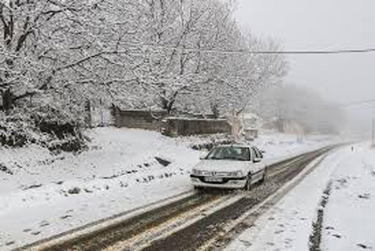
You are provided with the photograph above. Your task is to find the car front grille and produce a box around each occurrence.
[190,175,246,184]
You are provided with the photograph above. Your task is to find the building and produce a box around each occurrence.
[241,113,262,140]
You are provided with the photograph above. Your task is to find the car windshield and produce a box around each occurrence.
[205,146,250,161]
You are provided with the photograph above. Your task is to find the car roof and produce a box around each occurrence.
[215,144,254,149]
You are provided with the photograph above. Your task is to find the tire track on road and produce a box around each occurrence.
[20,146,340,251]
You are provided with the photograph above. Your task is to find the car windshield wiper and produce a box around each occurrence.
[208,157,223,160]
[225,157,246,161]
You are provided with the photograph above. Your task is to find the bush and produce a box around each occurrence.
[45,136,86,153]
[0,110,37,147]
[0,104,87,152]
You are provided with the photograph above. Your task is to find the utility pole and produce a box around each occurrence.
[372,118,375,148]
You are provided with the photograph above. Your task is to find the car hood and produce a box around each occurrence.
[194,159,249,172]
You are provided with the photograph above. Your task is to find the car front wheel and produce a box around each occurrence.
[260,167,267,183]
[244,173,252,191]
[194,186,204,193]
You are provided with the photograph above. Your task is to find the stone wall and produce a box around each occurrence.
[113,107,231,136]
[113,107,167,131]
[162,118,231,137]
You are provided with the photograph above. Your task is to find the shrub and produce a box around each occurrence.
[0,104,87,152]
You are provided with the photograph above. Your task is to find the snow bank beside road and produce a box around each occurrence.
[0,128,334,250]
[323,145,375,251]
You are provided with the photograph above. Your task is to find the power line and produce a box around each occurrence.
[140,43,375,55]
[339,98,375,108]
[254,48,375,55]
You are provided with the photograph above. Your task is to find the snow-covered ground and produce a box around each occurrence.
[323,144,375,251]
[0,127,333,250]
[226,144,375,251]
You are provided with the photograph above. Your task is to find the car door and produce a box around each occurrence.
[251,147,265,183]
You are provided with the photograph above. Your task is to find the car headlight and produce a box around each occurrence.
[229,171,244,177]
[192,169,203,175]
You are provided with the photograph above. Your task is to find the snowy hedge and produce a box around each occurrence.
[0,105,86,152]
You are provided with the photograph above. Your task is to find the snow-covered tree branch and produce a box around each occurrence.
[0,0,288,148]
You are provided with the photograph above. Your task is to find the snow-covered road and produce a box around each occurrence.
[225,144,375,251]
[0,128,334,250]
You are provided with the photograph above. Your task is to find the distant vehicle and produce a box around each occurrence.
[190,145,267,190]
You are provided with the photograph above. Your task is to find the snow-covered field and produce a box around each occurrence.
[226,144,375,251]
[0,127,333,250]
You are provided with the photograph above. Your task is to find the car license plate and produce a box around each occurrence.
[205,177,223,182]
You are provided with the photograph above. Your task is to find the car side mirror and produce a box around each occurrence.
[253,158,261,163]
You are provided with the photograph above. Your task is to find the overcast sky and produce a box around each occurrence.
[236,0,375,126]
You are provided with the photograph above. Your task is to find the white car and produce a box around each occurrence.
[190,145,267,190]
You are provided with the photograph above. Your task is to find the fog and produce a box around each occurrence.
[236,0,375,138]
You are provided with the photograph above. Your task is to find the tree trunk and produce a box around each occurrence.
[2,89,14,112]
[161,91,178,114]
[166,99,175,114]
[228,110,243,143]
[210,102,220,118]
[85,100,92,128]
